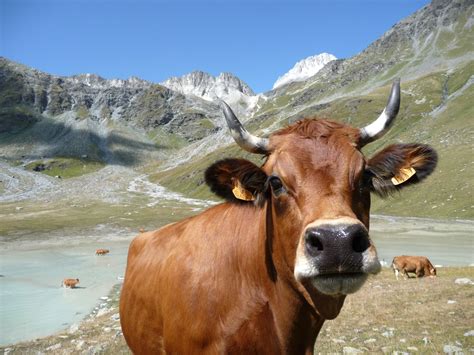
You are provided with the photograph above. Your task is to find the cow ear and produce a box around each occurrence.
[366,144,437,197]
[205,158,268,205]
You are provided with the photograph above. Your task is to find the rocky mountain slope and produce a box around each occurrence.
[0,0,472,219]
[150,0,473,219]
[160,71,262,117]
[0,58,226,165]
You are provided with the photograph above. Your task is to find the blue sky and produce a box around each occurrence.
[1,0,430,93]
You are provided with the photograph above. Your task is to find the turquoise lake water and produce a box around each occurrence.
[0,217,472,345]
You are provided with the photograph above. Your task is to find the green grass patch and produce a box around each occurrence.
[447,61,474,96]
[76,105,89,120]
[146,127,189,150]
[25,157,105,179]
[198,118,215,130]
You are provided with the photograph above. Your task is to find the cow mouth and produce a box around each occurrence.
[309,272,368,295]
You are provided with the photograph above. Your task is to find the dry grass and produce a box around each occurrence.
[2,268,473,354]
[315,267,474,354]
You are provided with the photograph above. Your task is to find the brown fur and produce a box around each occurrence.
[120,117,437,353]
[95,248,109,255]
[62,278,79,288]
[392,255,437,279]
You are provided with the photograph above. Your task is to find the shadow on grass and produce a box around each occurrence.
[0,116,167,166]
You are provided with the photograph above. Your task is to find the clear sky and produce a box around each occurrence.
[1,0,430,93]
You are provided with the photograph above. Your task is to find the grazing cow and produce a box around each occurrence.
[120,80,438,353]
[62,278,79,288]
[392,255,437,279]
[95,248,110,255]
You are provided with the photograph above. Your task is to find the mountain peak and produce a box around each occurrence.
[160,71,255,100]
[160,71,259,116]
[273,52,337,89]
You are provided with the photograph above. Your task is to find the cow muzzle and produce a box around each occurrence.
[295,221,381,295]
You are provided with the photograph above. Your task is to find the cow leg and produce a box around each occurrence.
[402,269,409,280]
[416,268,423,278]
[394,269,400,280]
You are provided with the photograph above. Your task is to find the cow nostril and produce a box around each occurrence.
[352,231,370,253]
[307,235,324,251]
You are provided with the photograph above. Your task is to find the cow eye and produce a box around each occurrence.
[361,170,374,190]
[268,175,285,196]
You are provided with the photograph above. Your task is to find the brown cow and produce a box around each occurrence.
[120,80,438,353]
[95,248,110,255]
[392,255,437,279]
[62,278,79,288]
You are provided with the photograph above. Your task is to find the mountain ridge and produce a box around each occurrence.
[0,0,472,219]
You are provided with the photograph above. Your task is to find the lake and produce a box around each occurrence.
[0,215,472,346]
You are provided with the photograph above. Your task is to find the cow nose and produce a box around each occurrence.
[304,224,370,273]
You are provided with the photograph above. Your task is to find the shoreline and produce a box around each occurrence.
[370,213,474,225]
[1,215,472,349]
[4,264,474,348]
[2,267,473,354]
[1,283,129,353]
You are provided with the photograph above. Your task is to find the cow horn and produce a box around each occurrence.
[359,79,401,146]
[220,101,269,154]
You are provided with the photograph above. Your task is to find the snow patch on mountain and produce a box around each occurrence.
[273,53,337,89]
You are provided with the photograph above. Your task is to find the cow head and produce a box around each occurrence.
[205,80,437,316]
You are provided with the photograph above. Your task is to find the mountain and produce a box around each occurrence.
[160,71,262,117]
[266,0,473,109]
[0,58,225,165]
[0,0,472,219]
[150,0,474,219]
[272,53,337,89]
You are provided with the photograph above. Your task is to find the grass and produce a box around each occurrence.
[147,127,189,149]
[3,267,472,354]
[315,268,474,353]
[0,197,198,238]
[447,61,474,96]
[24,157,105,179]
[76,105,89,120]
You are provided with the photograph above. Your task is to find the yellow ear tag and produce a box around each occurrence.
[391,167,416,185]
[232,180,255,201]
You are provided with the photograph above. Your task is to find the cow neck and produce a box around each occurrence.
[261,197,311,309]
[260,197,329,349]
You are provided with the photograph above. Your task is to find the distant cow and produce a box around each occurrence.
[120,80,438,353]
[62,278,80,288]
[392,256,437,279]
[95,248,110,255]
